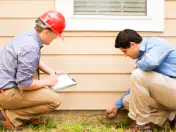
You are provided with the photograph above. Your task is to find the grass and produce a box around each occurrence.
[0,117,130,132]
[22,120,127,132]
[0,115,175,132]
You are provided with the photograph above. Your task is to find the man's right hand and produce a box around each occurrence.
[20,74,59,91]
[47,74,58,86]
[106,104,118,118]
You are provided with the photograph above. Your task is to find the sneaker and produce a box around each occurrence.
[0,110,14,130]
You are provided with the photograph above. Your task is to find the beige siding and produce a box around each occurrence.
[165,1,176,19]
[40,74,130,92]
[0,0,55,18]
[0,0,175,110]
[1,36,176,54]
[0,19,176,36]
[57,92,126,110]
[41,55,134,73]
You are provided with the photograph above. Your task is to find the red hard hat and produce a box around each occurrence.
[40,10,66,39]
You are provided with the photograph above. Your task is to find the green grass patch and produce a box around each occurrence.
[0,118,129,132]
[0,117,175,132]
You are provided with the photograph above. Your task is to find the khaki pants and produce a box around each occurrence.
[0,70,61,127]
[122,94,130,111]
[127,69,176,126]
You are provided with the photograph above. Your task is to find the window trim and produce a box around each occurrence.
[56,0,164,32]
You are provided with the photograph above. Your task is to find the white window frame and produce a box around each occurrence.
[56,0,164,32]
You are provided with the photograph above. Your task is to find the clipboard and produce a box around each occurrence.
[50,74,77,91]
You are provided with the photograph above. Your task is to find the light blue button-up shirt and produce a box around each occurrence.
[115,37,176,109]
[0,28,43,89]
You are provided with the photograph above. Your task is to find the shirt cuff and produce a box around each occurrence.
[114,100,123,109]
[17,79,33,88]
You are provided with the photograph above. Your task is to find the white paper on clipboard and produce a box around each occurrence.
[51,74,77,90]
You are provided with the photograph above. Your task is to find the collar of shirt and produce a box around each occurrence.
[32,28,43,49]
[139,38,148,57]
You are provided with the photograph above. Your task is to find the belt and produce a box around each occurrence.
[0,89,10,94]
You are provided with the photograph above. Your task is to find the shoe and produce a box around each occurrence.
[0,109,14,130]
[15,125,24,131]
[126,121,136,129]
[125,121,152,132]
[31,118,47,126]
[169,117,176,130]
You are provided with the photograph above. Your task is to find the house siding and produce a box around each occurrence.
[0,0,175,110]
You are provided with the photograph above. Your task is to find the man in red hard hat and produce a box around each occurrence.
[0,10,66,130]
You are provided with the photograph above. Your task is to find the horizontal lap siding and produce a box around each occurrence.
[0,37,176,54]
[40,74,131,92]
[57,92,126,110]
[40,55,134,73]
[0,0,174,109]
[0,0,55,18]
[0,19,176,36]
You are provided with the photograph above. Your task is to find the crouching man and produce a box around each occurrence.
[107,29,176,131]
[0,10,66,130]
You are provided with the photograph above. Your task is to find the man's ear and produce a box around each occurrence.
[42,29,50,36]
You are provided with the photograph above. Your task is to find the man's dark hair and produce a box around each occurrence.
[115,29,142,49]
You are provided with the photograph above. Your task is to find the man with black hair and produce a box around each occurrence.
[106,29,176,131]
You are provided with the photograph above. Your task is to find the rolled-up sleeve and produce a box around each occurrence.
[114,89,130,109]
[16,47,40,88]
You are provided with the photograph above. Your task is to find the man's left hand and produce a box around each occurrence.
[106,104,118,118]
